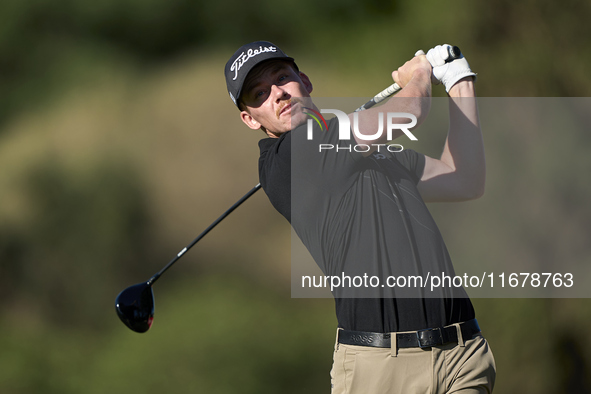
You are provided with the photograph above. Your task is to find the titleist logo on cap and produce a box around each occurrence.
[231,45,277,80]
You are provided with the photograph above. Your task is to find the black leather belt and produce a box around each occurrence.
[338,319,480,349]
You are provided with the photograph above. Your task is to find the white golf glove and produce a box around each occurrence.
[426,44,476,92]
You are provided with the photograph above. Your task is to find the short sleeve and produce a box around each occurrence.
[258,132,292,222]
[392,149,426,185]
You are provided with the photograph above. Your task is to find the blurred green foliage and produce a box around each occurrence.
[1,0,591,124]
[0,275,336,393]
[0,0,590,393]
[0,159,153,329]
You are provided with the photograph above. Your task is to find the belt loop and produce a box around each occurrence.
[335,328,341,351]
[390,332,398,357]
[453,323,465,347]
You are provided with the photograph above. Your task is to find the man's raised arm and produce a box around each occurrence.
[417,48,485,202]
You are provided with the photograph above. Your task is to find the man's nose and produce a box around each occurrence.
[271,84,289,100]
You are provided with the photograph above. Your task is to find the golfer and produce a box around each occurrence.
[225,41,496,393]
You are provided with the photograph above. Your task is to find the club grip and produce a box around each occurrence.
[355,45,463,112]
[448,45,461,60]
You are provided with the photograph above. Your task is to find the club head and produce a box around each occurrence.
[115,282,155,333]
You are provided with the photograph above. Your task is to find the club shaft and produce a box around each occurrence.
[147,183,262,285]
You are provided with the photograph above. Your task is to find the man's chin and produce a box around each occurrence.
[289,112,308,130]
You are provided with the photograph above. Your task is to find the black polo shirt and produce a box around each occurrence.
[259,118,475,332]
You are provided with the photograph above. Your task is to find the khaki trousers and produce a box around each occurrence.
[330,330,496,394]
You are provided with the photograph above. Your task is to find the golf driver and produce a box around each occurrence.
[115,45,462,333]
[115,183,262,333]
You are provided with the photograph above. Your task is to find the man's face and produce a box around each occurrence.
[239,60,313,137]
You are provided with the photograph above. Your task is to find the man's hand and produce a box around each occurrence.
[392,54,432,89]
[349,52,431,155]
[427,44,476,92]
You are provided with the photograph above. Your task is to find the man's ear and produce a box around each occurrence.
[240,110,262,130]
[299,72,313,94]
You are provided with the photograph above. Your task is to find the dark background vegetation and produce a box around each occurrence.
[0,0,590,392]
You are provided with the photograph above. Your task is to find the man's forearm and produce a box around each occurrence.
[440,78,486,198]
[390,68,432,124]
[448,78,476,98]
